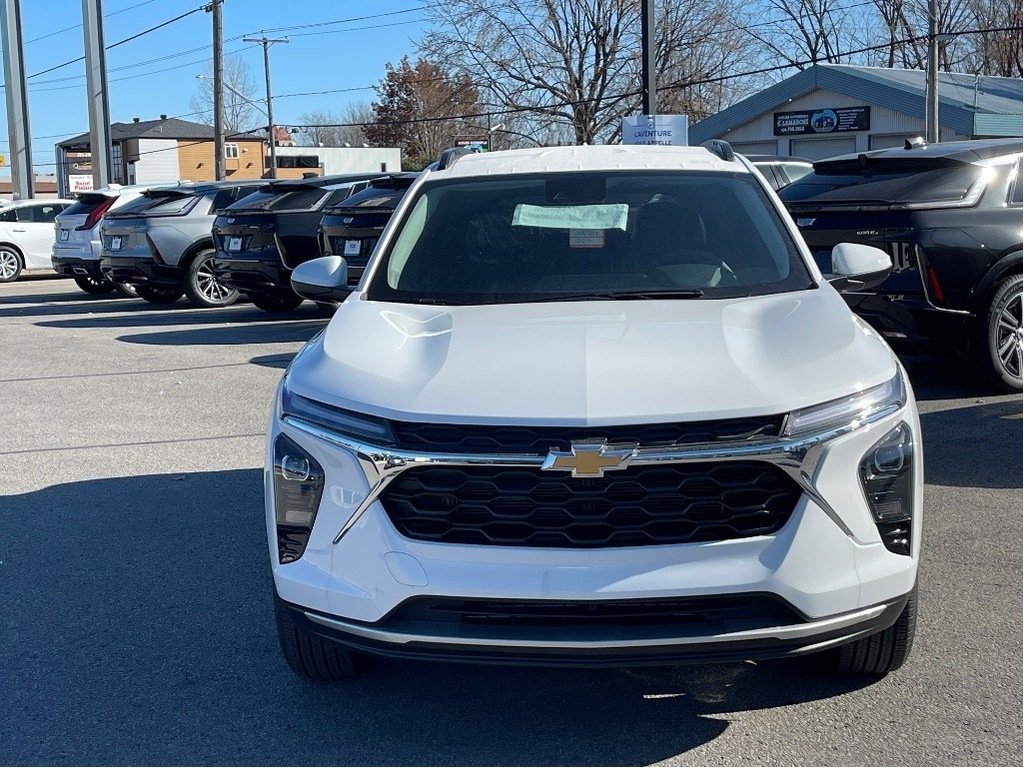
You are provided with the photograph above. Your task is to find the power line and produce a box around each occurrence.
[23,0,170,45]
[284,26,1021,132]
[24,5,208,82]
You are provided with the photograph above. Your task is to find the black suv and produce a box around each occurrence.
[779,138,1023,391]
[318,173,417,285]
[211,174,380,312]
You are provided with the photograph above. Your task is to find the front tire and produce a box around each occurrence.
[0,247,22,282]
[184,250,239,308]
[135,285,183,304]
[250,291,303,313]
[977,273,1023,392]
[274,594,363,681]
[74,275,115,295]
[835,586,917,675]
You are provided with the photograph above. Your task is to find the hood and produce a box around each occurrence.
[286,287,898,425]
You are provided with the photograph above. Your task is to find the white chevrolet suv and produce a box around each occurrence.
[268,143,921,680]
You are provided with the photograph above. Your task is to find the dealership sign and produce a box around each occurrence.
[774,106,870,136]
[622,114,689,146]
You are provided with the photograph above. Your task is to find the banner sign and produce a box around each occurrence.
[622,114,689,146]
[774,106,870,136]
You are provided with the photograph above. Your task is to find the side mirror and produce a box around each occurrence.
[290,256,353,303]
[829,242,892,292]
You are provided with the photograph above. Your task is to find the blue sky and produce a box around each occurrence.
[0,0,432,176]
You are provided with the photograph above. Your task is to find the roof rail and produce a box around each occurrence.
[904,136,926,150]
[436,146,471,170]
[704,140,735,162]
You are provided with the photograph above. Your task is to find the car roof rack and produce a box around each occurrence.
[704,140,735,162]
[436,146,471,170]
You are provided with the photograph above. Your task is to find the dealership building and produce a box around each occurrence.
[690,64,1023,159]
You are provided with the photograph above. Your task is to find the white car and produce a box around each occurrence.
[268,143,922,680]
[0,199,74,282]
[51,184,158,296]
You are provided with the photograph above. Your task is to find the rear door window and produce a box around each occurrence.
[17,204,62,223]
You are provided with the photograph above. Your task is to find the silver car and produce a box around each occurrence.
[99,181,261,307]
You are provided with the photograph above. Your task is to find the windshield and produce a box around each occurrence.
[62,194,114,217]
[328,184,406,212]
[779,160,982,206]
[228,186,327,212]
[366,171,812,305]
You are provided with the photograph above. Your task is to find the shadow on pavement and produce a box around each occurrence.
[115,320,325,346]
[920,397,1022,489]
[249,352,295,369]
[33,302,323,328]
[0,469,880,766]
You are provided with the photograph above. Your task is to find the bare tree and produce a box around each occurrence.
[420,0,752,146]
[961,0,1022,75]
[295,103,375,147]
[189,57,260,133]
[742,0,854,69]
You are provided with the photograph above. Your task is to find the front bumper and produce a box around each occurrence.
[211,253,292,297]
[100,256,182,287]
[267,374,923,666]
[278,592,910,667]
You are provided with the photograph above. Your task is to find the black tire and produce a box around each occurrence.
[976,273,1023,392]
[184,249,239,308]
[114,282,138,298]
[135,285,184,304]
[836,585,917,675]
[0,246,22,282]
[274,594,363,681]
[74,274,116,295]
[251,291,304,313]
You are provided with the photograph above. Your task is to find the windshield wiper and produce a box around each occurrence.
[529,289,705,302]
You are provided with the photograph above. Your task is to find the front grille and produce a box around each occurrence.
[380,594,804,633]
[380,462,800,548]
[391,416,784,455]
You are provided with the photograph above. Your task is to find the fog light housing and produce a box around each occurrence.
[273,434,325,563]
[860,422,914,555]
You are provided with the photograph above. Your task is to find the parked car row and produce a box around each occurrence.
[1,140,1019,390]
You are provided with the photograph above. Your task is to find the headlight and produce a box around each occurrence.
[859,422,914,556]
[273,434,325,563]
[280,378,394,444]
[783,371,906,438]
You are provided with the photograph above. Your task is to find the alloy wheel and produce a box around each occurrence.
[196,258,234,303]
[0,249,20,281]
[995,291,1023,380]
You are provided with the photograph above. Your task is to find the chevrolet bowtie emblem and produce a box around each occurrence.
[541,440,638,478]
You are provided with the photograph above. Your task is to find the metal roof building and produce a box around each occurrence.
[690,64,1023,160]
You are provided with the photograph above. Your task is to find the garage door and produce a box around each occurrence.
[870,134,915,150]
[789,136,857,160]
[731,141,779,156]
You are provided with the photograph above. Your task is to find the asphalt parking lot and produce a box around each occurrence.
[1,274,1021,766]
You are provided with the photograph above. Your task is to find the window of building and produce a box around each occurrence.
[111,142,123,183]
[225,143,240,159]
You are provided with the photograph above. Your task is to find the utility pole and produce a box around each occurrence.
[210,0,225,180]
[925,0,939,143]
[82,0,112,189]
[243,35,288,178]
[640,0,656,116]
[0,0,33,199]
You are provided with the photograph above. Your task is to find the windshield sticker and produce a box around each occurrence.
[568,229,606,249]
[512,203,628,231]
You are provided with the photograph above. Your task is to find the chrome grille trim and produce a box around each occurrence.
[281,403,904,546]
